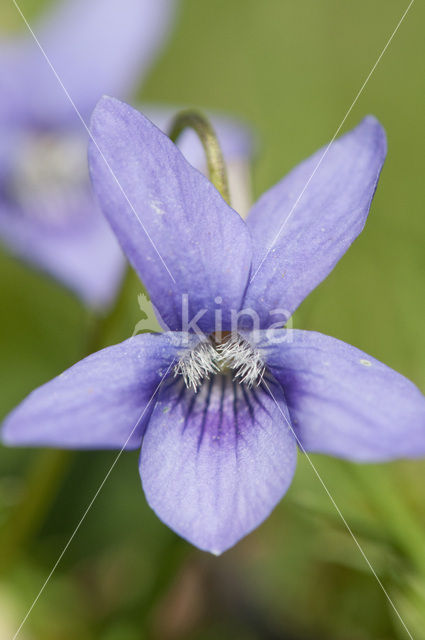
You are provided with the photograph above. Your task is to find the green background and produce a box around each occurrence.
[1,1,425,638]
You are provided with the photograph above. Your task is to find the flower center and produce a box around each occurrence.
[10,133,88,224]
[174,333,265,391]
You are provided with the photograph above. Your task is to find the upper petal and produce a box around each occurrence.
[0,103,252,310]
[89,97,253,332]
[140,375,297,553]
[2,332,194,450]
[254,329,425,461]
[243,118,386,325]
[0,0,178,127]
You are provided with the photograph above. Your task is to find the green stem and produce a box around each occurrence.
[168,110,231,204]
[0,268,135,572]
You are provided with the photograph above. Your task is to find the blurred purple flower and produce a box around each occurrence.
[4,97,425,554]
[0,0,252,307]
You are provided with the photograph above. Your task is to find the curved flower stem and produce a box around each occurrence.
[0,268,135,572]
[346,463,425,578]
[168,110,231,205]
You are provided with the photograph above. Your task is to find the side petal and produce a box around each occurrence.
[243,118,386,325]
[140,375,297,554]
[2,332,194,450]
[0,0,178,127]
[255,329,425,461]
[89,97,253,332]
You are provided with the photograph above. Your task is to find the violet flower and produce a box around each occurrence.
[0,0,251,307]
[3,97,425,555]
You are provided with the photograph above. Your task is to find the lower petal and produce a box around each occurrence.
[140,375,297,554]
[256,329,425,461]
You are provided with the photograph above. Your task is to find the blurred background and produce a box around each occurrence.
[1,1,425,638]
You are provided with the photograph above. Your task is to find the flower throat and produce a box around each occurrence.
[174,333,265,392]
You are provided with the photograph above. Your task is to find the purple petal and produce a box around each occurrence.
[89,97,253,332]
[2,332,193,450]
[140,375,297,553]
[253,329,425,461]
[0,43,28,124]
[0,0,177,128]
[243,118,386,325]
[0,190,125,308]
